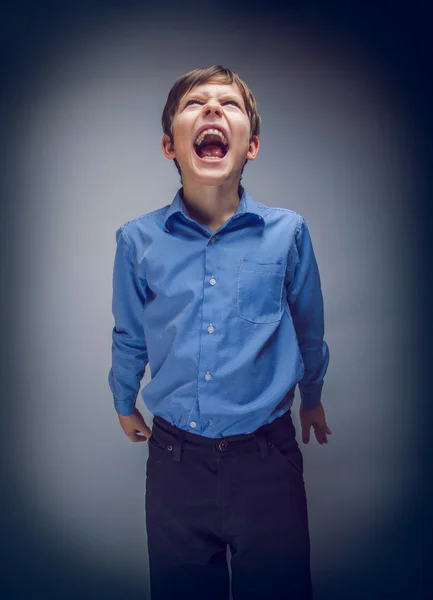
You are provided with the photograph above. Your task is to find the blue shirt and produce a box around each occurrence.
[108,185,330,437]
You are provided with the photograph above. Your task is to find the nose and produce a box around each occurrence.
[203,99,222,117]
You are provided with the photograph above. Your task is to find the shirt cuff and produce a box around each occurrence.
[298,381,324,410]
[114,394,137,417]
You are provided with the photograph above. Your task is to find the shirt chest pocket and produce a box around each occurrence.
[236,259,287,324]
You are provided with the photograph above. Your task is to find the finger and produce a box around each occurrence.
[137,426,153,439]
[128,433,147,442]
[129,430,152,442]
[301,424,311,444]
[321,425,332,441]
[314,425,328,445]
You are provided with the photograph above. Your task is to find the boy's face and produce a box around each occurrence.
[161,80,259,186]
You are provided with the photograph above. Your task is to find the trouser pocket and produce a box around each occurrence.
[269,435,304,479]
[146,430,175,487]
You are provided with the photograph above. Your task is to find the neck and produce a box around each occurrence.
[181,179,242,230]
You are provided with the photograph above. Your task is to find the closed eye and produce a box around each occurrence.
[184,99,241,107]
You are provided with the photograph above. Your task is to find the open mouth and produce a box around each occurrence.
[193,129,229,162]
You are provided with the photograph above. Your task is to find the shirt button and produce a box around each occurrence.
[190,421,197,428]
[208,419,213,425]
[210,276,216,285]
[210,236,216,244]
[208,324,215,334]
[205,372,212,382]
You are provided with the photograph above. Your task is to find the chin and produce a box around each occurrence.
[192,171,232,186]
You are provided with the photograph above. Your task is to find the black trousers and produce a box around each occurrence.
[145,409,313,600]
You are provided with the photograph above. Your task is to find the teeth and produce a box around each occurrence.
[194,128,228,146]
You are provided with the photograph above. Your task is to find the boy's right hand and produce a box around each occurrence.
[117,407,153,443]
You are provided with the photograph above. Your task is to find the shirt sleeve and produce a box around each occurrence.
[108,226,149,416]
[287,216,330,409]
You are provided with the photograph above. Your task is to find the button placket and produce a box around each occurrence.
[201,242,218,426]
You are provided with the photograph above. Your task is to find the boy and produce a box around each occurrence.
[108,65,331,600]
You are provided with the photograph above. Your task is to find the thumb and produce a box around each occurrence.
[127,418,152,442]
[138,421,153,439]
[301,421,311,444]
[129,425,152,442]
[131,408,152,439]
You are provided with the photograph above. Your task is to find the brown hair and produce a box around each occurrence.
[161,65,261,183]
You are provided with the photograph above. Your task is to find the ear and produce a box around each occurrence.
[161,133,176,159]
[246,135,260,161]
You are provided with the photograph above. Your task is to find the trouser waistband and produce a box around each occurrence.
[151,407,295,463]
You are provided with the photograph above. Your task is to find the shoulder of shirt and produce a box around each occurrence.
[116,205,170,236]
[254,202,305,234]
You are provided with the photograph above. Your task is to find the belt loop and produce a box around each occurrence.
[252,433,269,460]
[172,429,187,462]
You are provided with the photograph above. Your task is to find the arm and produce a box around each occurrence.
[287,216,330,410]
[108,226,149,418]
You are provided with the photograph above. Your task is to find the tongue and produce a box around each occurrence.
[198,144,225,158]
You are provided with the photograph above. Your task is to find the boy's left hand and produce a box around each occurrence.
[299,402,332,445]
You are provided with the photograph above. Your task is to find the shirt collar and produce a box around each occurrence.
[164,184,265,233]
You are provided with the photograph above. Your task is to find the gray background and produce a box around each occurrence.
[2,2,428,599]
